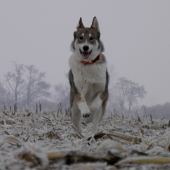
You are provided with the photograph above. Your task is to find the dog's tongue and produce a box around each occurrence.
[82,52,89,58]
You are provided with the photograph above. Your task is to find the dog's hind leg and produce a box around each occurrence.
[71,101,82,132]
[90,92,108,134]
[92,106,102,134]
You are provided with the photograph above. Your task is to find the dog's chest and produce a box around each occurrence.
[69,56,106,93]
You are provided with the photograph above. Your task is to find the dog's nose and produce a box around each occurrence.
[83,46,89,51]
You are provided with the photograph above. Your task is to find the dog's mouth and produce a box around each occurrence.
[79,49,92,59]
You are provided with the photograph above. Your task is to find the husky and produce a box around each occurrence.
[69,17,109,134]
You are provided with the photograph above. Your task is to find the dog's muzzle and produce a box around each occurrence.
[79,49,92,59]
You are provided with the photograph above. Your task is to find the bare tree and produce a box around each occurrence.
[0,82,7,105]
[115,77,146,113]
[115,77,130,112]
[5,62,25,109]
[25,65,51,107]
[54,83,69,108]
[126,82,146,113]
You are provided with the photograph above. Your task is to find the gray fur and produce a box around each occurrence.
[70,19,104,53]
[69,69,78,108]
[69,17,109,133]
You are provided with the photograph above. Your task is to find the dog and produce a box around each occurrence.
[69,17,109,134]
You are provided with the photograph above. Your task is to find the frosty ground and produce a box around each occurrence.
[1,106,170,170]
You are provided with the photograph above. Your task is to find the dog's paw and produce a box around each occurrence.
[83,112,91,118]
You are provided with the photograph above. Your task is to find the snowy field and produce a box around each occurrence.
[1,106,170,170]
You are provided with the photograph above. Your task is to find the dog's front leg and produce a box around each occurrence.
[75,93,91,118]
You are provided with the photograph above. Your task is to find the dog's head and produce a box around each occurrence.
[71,17,104,61]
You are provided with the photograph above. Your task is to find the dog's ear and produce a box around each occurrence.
[77,17,85,30]
[91,17,100,33]
[73,31,77,39]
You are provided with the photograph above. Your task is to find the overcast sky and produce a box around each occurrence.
[0,0,170,106]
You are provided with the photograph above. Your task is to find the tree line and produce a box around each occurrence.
[0,62,147,114]
[0,62,51,110]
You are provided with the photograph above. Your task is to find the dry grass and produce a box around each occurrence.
[0,105,170,170]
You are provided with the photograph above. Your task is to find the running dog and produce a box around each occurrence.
[69,17,109,134]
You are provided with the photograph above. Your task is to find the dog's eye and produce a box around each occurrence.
[89,37,94,41]
[79,36,83,40]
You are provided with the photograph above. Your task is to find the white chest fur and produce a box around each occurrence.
[69,55,106,84]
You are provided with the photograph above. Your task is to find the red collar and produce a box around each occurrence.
[80,54,101,65]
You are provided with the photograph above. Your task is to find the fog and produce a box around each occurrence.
[0,0,170,107]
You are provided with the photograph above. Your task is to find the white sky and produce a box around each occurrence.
[0,0,170,106]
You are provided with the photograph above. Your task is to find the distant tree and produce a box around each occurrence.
[115,77,146,112]
[54,83,69,108]
[126,82,146,113]
[25,65,51,107]
[146,102,170,119]
[0,82,7,105]
[5,62,25,109]
[115,77,130,112]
